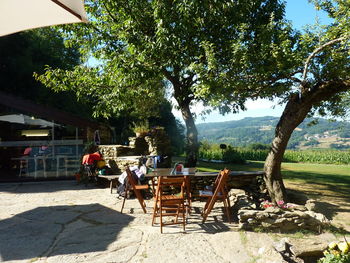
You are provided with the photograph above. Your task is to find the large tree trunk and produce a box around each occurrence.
[264,93,313,203]
[166,70,199,167]
[265,77,350,203]
[180,102,199,167]
[264,80,350,203]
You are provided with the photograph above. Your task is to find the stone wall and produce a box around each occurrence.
[230,190,330,232]
[97,128,173,173]
[97,145,137,173]
[189,174,261,198]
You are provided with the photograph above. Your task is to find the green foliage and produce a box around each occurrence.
[38,0,289,115]
[283,150,350,165]
[318,253,350,263]
[197,116,350,149]
[0,29,91,117]
[199,141,350,165]
[149,102,185,155]
[222,146,245,164]
[248,143,271,150]
[133,120,150,134]
[35,0,290,166]
[304,139,320,147]
[83,141,98,154]
[330,144,350,150]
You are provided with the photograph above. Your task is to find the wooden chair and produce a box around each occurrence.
[199,168,231,223]
[152,176,187,233]
[120,166,149,214]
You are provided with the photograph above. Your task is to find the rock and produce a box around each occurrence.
[305,199,316,211]
[282,211,296,218]
[265,207,283,214]
[261,222,273,228]
[247,218,257,224]
[256,245,288,263]
[273,238,290,253]
[290,239,327,258]
[305,211,329,224]
[235,196,256,210]
[229,189,246,197]
[294,219,303,224]
[292,205,308,212]
[256,212,269,220]
[238,210,258,221]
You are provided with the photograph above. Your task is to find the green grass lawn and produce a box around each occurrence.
[174,157,349,191]
[194,159,350,198]
[174,157,350,229]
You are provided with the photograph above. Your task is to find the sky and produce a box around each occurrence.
[172,0,333,124]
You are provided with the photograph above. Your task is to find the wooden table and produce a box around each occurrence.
[97,174,121,193]
[97,168,265,194]
[151,168,264,178]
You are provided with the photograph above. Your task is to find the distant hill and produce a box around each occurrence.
[197,116,350,149]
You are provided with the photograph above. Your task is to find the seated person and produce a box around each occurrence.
[38,145,50,155]
[81,151,103,177]
[23,147,32,156]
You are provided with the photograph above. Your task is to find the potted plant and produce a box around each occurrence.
[133,120,150,137]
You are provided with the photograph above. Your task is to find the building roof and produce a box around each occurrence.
[0,91,102,129]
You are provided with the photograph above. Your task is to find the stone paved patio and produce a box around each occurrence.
[0,181,340,263]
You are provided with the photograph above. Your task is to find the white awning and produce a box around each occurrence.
[0,114,59,127]
[0,0,88,37]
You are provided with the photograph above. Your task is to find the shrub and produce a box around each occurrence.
[222,146,245,164]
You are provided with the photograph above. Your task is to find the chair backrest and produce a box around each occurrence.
[125,166,138,188]
[212,168,230,197]
[156,176,186,198]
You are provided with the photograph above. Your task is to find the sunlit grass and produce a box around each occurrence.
[191,158,350,197]
[173,157,349,189]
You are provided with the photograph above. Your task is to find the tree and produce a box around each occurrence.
[0,29,91,117]
[200,0,350,203]
[263,0,350,203]
[36,0,287,166]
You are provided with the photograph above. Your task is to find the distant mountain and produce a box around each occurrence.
[197,116,350,149]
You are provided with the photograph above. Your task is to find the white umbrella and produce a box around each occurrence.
[0,0,88,37]
[0,114,59,127]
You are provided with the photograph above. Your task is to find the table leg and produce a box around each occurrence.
[34,158,38,179]
[185,176,192,214]
[56,157,59,177]
[43,157,47,178]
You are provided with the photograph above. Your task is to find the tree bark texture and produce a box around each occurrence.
[264,80,350,203]
[264,94,313,203]
[181,103,199,167]
[167,72,199,167]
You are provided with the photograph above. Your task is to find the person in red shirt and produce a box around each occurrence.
[82,151,102,165]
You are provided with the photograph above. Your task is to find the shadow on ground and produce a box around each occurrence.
[0,180,100,194]
[284,170,350,198]
[0,204,133,261]
[287,187,350,220]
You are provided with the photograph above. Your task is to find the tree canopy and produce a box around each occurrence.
[37,0,289,166]
[0,29,95,118]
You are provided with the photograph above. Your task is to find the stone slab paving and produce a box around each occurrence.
[0,181,339,263]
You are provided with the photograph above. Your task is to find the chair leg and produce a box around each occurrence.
[152,204,158,226]
[134,189,147,213]
[226,197,231,224]
[224,198,232,223]
[202,196,218,223]
[201,198,210,216]
[120,189,128,213]
[160,200,163,234]
[182,202,186,232]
